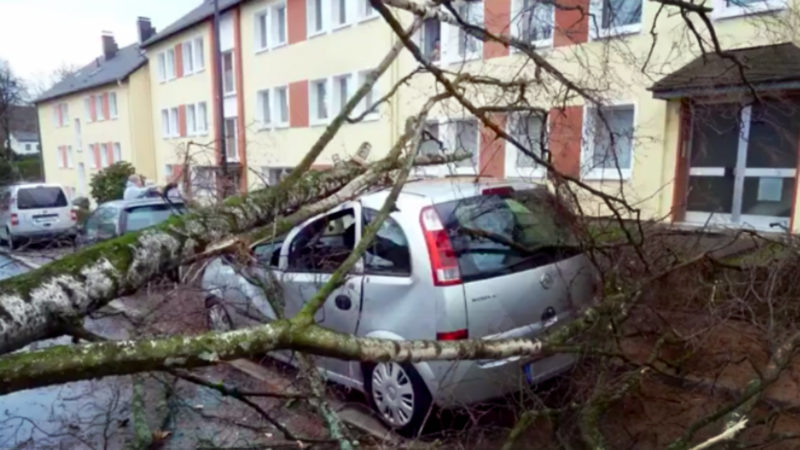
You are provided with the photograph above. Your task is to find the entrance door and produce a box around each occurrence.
[684,100,800,231]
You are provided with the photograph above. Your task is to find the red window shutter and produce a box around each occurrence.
[483,0,510,59]
[175,43,184,78]
[289,80,309,127]
[479,114,507,177]
[548,106,583,178]
[93,145,101,169]
[554,0,589,47]
[178,105,187,137]
[105,143,113,166]
[89,95,97,122]
[101,94,110,119]
[287,0,306,44]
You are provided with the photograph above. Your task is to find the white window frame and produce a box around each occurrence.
[357,0,378,22]
[161,109,170,138]
[415,117,480,177]
[95,96,105,121]
[270,1,288,47]
[589,0,643,39]
[66,146,74,168]
[166,48,176,80]
[187,104,197,135]
[307,0,330,37]
[182,40,195,75]
[257,89,272,128]
[222,50,235,95]
[169,107,179,138]
[224,118,239,162]
[99,144,109,168]
[255,9,270,52]
[196,102,209,135]
[262,166,293,185]
[84,97,92,121]
[109,92,118,119]
[157,52,167,82]
[331,0,354,30]
[332,72,354,116]
[273,85,290,128]
[193,37,205,71]
[711,0,787,19]
[113,143,121,163]
[505,112,548,179]
[309,78,331,125]
[356,70,379,121]
[443,0,484,64]
[510,0,555,48]
[581,102,636,181]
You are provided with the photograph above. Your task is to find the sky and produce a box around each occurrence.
[0,0,202,86]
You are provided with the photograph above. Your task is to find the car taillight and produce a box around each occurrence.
[70,209,77,222]
[481,186,514,197]
[10,213,18,226]
[420,206,461,286]
[437,329,469,341]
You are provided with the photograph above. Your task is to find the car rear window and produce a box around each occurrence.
[16,187,68,210]
[125,204,184,232]
[433,189,579,282]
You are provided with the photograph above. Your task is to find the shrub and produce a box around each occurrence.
[90,161,135,204]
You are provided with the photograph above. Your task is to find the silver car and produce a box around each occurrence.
[202,178,597,434]
[0,183,77,250]
[78,197,186,245]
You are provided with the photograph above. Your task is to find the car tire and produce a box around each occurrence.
[205,297,234,331]
[363,362,433,437]
[6,228,16,251]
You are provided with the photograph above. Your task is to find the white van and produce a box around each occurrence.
[0,183,77,250]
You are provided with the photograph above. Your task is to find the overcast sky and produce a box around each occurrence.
[0,0,202,85]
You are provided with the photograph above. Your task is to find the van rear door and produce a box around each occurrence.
[14,186,71,231]
[433,188,595,339]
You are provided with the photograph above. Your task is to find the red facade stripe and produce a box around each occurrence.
[105,142,114,166]
[289,80,309,127]
[178,105,187,137]
[89,95,97,122]
[554,0,589,47]
[101,93,110,120]
[175,43,184,78]
[288,0,306,44]
[93,145,101,169]
[478,114,507,177]
[209,19,223,166]
[548,106,583,178]
[483,0,511,59]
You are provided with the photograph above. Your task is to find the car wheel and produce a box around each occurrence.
[205,297,233,331]
[364,362,432,437]
[6,228,16,251]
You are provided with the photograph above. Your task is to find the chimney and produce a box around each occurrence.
[101,31,118,60]
[137,17,156,43]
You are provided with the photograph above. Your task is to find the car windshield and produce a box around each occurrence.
[433,189,579,282]
[16,187,68,210]
[125,204,184,232]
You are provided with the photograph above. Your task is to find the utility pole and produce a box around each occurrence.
[212,0,227,197]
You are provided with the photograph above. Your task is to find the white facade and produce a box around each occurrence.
[8,133,40,156]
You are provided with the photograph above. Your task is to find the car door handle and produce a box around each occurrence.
[334,295,352,310]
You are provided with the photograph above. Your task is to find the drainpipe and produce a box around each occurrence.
[213,0,228,196]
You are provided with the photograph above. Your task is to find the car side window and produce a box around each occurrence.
[253,241,283,268]
[363,208,411,276]
[85,207,118,240]
[288,209,356,272]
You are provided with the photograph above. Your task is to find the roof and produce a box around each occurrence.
[651,43,800,99]
[141,0,243,48]
[0,105,38,143]
[11,131,39,142]
[35,43,146,103]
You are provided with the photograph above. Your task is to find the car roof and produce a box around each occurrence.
[359,177,538,209]
[7,183,67,191]
[98,197,185,210]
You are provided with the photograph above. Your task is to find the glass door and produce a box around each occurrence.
[685,99,800,231]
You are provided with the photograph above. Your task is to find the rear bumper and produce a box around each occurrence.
[421,352,575,408]
[10,227,76,240]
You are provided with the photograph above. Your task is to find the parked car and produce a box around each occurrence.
[77,197,185,246]
[0,183,77,250]
[201,178,597,434]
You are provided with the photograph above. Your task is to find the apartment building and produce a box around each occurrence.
[36,19,157,199]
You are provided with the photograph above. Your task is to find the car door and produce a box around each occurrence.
[281,202,364,382]
[81,206,119,245]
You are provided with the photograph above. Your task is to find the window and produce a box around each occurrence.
[420,121,442,158]
[332,0,350,28]
[100,145,109,168]
[271,2,287,45]
[590,0,642,38]
[357,70,378,118]
[363,208,411,275]
[263,166,292,185]
[109,92,118,119]
[84,97,92,120]
[124,205,184,233]
[193,37,205,71]
[454,1,483,60]
[83,206,119,241]
[225,118,238,161]
[421,17,441,62]
[255,10,269,50]
[183,40,194,74]
[157,52,167,82]
[169,107,179,138]
[309,78,329,123]
[583,104,634,179]
[17,187,68,210]
[359,0,376,20]
[507,113,546,177]
[332,73,352,115]
[288,209,356,272]
[418,119,479,175]
[712,0,787,18]
[95,95,104,121]
[513,0,554,45]
[197,102,208,133]
[274,86,289,125]
[113,143,121,163]
[307,0,327,35]
[258,89,272,127]
[53,103,69,127]
[166,49,176,79]
[24,144,30,151]
[161,109,170,137]
[453,119,479,167]
[187,104,197,135]
[222,51,235,94]
[66,146,74,168]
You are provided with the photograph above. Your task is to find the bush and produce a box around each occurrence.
[90,161,135,204]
